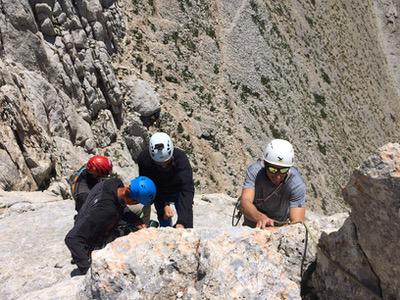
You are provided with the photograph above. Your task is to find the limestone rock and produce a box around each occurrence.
[88,227,302,299]
[0,188,345,299]
[310,143,400,299]
[0,191,83,299]
[123,78,161,117]
[0,0,141,192]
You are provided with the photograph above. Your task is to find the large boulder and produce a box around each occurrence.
[310,143,400,299]
[87,227,303,299]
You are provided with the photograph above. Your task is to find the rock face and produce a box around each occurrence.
[310,143,400,299]
[1,0,400,215]
[115,0,400,214]
[0,189,347,299]
[0,0,158,192]
[0,190,82,299]
[88,227,303,300]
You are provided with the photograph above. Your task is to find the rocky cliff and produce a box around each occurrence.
[0,0,159,195]
[114,0,400,213]
[1,143,399,299]
[1,0,400,214]
[310,143,400,299]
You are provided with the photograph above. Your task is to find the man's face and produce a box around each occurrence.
[125,196,139,206]
[121,187,139,205]
[265,163,290,186]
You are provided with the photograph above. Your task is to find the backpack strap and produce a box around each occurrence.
[70,166,86,195]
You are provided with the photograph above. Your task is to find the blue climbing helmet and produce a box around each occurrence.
[128,176,156,205]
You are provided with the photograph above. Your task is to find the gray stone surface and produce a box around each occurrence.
[0,0,147,194]
[310,143,400,299]
[0,191,83,299]
[123,78,161,117]
[89,227,302,299]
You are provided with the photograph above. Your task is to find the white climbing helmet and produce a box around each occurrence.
[149,132,174,162]
[263,139,294,167]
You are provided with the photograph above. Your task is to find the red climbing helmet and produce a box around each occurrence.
[86,155,113,177]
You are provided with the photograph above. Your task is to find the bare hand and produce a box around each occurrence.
[136,223,147,229]
[175,224,185,229]
[255,215,274,229]
[163,205,174,219]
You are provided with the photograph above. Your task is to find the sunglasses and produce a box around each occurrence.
[266,166,290,174]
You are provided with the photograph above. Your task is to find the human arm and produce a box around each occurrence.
[122,209,146,228]
[288,172,306,223]
[240,188,274,228]
[174,152,194,228]
[289,207,305,223]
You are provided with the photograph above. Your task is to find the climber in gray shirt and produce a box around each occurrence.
[240,139,306,228]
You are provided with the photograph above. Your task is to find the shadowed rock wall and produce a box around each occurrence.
[310,143,400,299]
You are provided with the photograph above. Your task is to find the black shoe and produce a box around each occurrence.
[70,267,88,277]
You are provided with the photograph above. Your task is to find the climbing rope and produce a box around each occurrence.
[232,202,382,298]
[282,220,381,299]
[271,220,309,278]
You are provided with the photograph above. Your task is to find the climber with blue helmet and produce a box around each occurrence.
[65,176,156,277]
[137,132,195,228]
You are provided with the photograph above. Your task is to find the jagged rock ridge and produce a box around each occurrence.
[310,143,400,299]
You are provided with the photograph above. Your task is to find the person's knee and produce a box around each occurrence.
[64,232,76,249]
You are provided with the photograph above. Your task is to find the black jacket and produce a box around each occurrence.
[137,148,194,227]
[65,178,142,271]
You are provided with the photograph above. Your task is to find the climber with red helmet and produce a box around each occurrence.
[240,139,306,229]
[70,155,113,212]
[137,132,195,228]
[65,176,156,276]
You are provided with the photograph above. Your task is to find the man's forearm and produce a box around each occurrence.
[241,201,266,222]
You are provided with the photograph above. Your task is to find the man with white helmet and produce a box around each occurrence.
[137,132,194,228]
[240,139,306,228]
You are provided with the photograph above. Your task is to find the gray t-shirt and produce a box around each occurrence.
[243,160,306,224]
